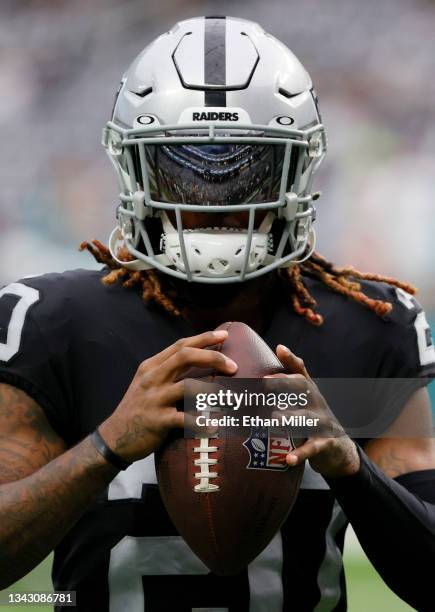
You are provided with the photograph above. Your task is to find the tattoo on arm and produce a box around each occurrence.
[369,446,413,479]
[366,390,435,479]
[0,384,118,587]
[0,435,117,588]
[0,384,65,484]
[366,437,435,479]
[111,414,143,456]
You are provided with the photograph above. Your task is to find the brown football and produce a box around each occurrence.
[155,321,304,575]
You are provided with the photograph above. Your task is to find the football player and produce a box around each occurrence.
[1,16,435,612]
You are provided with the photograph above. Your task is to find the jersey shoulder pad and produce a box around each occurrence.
[0,269,110,442]
[361,280,435,376]
[3,268,111,347]
[301,275,435,377]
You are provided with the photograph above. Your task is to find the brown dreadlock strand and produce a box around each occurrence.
[280,251,417,325]
[286,264,324,326]
[79,240,181,317]
[80,241,417,326]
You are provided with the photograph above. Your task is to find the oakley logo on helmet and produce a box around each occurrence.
[192,111,239,121]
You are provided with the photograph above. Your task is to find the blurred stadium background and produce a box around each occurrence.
[1,0,434,609]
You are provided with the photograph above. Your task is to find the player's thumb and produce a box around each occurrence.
[276,345,309,378]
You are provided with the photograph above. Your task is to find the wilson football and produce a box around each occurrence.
[155,321,305,575]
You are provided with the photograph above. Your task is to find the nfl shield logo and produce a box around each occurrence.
[243,426,295,471]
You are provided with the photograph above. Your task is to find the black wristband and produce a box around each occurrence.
[90,429,132,471]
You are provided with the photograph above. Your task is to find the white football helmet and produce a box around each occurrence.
[103,16,326,283]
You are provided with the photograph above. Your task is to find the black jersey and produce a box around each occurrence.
[0,269,434,612]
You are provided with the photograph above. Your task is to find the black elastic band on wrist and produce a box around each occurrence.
[90,429,132,471]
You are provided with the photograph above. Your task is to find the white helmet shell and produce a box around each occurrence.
[104,16,326,283]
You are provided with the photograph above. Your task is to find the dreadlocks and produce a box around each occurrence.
[284,252,416,326]
[79,240,181,317]
[80,240,416,326]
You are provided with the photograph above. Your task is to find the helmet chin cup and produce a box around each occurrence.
[160,212,272,279]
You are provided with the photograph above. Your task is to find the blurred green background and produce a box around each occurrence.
[1,530,414,611]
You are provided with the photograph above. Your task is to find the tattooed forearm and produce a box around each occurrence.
[0,384,117,588]
[0,436,117,589]
[0,384,65,484]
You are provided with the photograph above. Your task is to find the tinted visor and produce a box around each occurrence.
[129,142,299,206]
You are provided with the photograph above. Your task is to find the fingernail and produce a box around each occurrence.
[225,358,238,372]
[213,329,228,338]
[277,344,291,355]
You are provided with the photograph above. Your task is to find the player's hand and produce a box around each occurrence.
[267,345,360,478]
[99,329,237,462]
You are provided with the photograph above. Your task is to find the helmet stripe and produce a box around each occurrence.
[204,16,227,107]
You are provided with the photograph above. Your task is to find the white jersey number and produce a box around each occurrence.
[415,310,435,366]
[107,459,284,612]
[0,283,40,362]
[396,288,435,367]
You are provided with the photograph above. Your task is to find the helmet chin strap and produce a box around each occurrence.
[159,211,275,279]
[291,227,316,265]
[108,226,167,271]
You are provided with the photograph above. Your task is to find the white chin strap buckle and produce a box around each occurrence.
[161,213,273,278]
